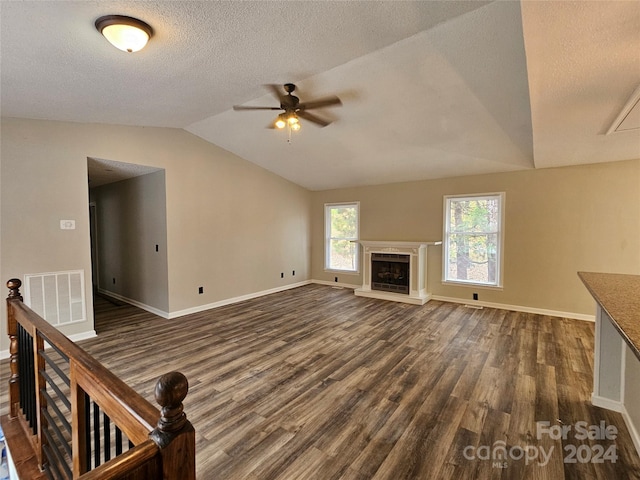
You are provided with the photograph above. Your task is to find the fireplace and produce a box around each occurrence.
[371,253,409,294]
[355,240,442,305]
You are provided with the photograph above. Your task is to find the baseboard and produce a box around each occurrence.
[168,280,312,318]
[431,295,595,322]
[94,284,594,325]
[621,404,640,456]
[98,289,170,319]
[591,393,623,412]
[307,285,594,321]
[68,330,98,342]
[1,283,313,357]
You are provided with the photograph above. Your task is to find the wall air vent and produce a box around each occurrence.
[24,270,86,325]
[606,85,640,135]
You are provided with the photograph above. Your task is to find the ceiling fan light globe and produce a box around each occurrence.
[275,118,287,129]
[287,115,299,125]
[291,122,301,131]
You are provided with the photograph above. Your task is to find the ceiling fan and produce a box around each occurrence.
[233,83,342,130]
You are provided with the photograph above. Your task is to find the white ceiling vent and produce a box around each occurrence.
[606,85,640,135]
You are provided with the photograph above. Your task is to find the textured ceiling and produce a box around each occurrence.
[87,157,162,188]
[1,1,639,190]
[522,0,640,169]
[187,1,535,190]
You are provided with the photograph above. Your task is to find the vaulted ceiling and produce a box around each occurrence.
[2,1,639,190]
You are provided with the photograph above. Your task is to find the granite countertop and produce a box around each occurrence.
[578,271,640,360]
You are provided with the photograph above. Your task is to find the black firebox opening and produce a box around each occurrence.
[371,253,409,294]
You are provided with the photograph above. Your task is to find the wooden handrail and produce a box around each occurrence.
[4,278,196,479]
[77,440,160,480]
[11,300,158,440]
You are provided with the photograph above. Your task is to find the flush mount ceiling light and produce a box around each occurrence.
[95,15,153,53]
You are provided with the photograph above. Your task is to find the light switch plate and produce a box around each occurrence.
[60,220,76,230]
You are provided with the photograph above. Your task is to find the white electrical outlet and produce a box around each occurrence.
[60,220,75,230]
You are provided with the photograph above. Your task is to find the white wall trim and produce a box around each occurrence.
[101,282,593,322]
[310,282,594,321]
[431,295,595,322]
[68,330,98,343]
[591,394,623,412]
[168,280,313,319]
[98,288,170,319]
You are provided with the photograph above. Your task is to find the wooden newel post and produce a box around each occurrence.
[7,279,23,301]
[7,279,23,418]
[150,371,195,479]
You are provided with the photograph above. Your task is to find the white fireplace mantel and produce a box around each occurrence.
[355,240,442,305]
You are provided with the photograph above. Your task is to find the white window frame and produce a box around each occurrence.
[324,202,360,273]
[443,193,505,288]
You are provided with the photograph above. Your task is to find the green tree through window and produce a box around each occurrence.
[444,194,504,286]
[325,203,359,272]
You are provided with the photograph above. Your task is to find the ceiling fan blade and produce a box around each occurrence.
[299,96,342,110]
[266,84,287,103]
[297,110,331,127]
[233,105,281,111]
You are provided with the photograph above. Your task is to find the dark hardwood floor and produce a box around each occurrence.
[3,284,640,479]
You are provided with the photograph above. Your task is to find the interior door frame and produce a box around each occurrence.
[89,202,100,291]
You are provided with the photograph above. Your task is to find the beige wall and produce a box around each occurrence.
[311,159,640,317]
[1,117,311,350]
[1,119,97,345]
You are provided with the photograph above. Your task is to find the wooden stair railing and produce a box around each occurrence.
[1,279,195,479]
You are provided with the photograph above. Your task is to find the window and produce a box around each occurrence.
[443,193,504,287]
[325,202,359,272]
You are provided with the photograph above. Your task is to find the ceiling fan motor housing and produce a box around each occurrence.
[281,94,300,110]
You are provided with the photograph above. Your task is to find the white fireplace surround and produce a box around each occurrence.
[355,240,442,305]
